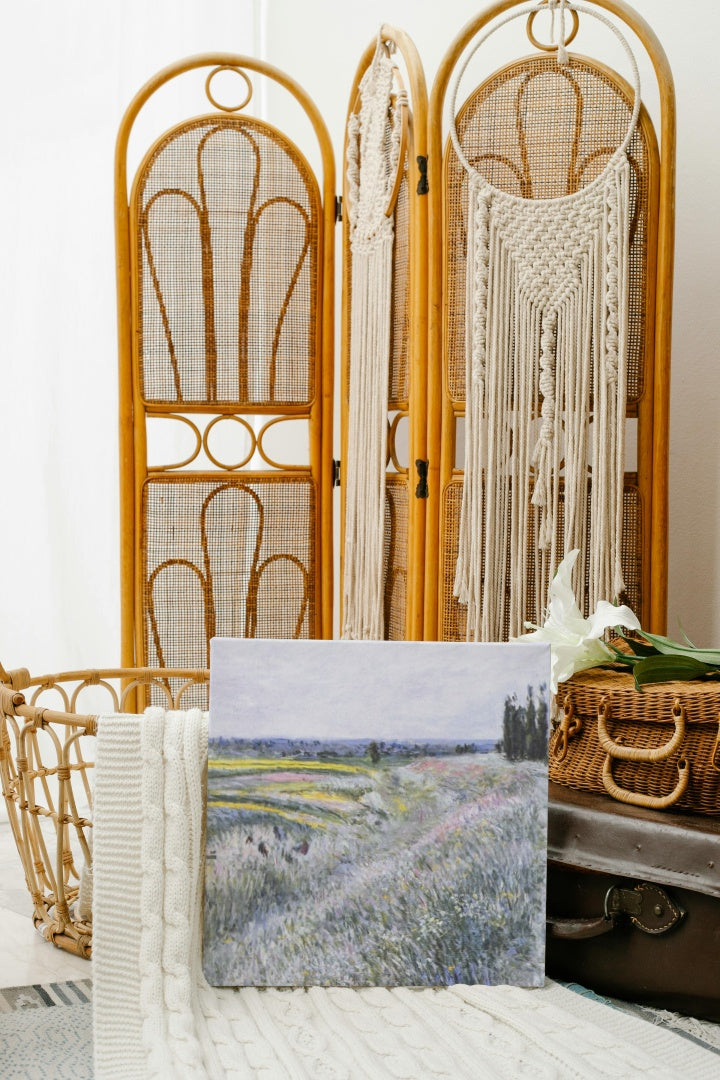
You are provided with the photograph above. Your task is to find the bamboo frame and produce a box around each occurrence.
[425,0,675,639]
[340,25,428,640]
[115,54,336,676]
[0,664,209,958]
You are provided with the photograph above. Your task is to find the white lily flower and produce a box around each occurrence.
[514,549,641,695]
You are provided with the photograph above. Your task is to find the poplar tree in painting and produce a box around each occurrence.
[502,694,523,762]
[500,685,548,762]
[525,687,537,759]
[534,683,549,760]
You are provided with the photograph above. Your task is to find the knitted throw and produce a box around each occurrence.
[342,38,405,640]
[92,709,719,1078]
[450,2,641,640]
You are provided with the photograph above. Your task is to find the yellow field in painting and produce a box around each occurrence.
[208,757,371,775]
[209,799,330,827]
[207,757,369,827]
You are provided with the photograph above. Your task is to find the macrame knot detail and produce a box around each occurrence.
[342,38,404,641]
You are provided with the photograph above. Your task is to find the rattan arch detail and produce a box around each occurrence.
[424,0,675,641]
[115,55,335,690]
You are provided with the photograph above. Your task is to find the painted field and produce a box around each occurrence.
[203,742,547,988]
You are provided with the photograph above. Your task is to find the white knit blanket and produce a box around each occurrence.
[92,709,718,1079]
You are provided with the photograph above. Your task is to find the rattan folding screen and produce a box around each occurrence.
[116,2,674,664]
[116,56,335,694]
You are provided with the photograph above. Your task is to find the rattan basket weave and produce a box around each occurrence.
[553,668,720,814]
[0,663,209,958]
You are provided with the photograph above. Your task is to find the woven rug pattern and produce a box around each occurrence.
[0,979,93,1080]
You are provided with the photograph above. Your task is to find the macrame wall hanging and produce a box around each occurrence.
[342,37,407,639]
[450,0,641,642]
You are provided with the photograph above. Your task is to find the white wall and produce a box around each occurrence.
[0,0,264,674]
[0,0,718,676]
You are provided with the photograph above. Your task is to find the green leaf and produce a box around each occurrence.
[603,642,639,667]
[637,631,720,666]
[617,635,659,658]
[632,654,719,690]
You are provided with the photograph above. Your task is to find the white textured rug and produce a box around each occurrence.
[92,709,719,1079]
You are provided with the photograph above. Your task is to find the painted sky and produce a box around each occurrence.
[210,639,550,742]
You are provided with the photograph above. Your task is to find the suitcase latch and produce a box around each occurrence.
[605,882,685,935]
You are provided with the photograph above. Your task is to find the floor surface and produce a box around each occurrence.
[0,816,91,989]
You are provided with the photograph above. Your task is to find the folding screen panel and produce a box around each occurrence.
[425,0,674,642]
[116,56,335,698]
[340,27,428,640]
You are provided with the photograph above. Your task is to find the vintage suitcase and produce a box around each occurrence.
[551,668,720,814]
[546,782,720,1021]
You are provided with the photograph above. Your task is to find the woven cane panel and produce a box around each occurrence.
[135,117,319,407]
[383,476,409,640]
[142,475,315,684]
[440,478,642,642]
[445,55,650,406]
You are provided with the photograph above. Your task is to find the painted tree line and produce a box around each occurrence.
[498,685,549,762]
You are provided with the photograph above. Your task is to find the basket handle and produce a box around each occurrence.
[551,697,583,762]
[597,698,686,762]
[712,721,720,774]
[602,755,690,809]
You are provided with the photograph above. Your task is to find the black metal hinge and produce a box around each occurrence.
[416,156,429,196]
[415,459,429,498]
[332,459,341,487]
[335,195,343,222]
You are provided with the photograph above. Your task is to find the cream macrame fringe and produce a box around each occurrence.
[342,39,404,640]
[450,1,640,642]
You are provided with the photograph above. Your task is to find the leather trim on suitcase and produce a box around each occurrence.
[547,782,720,898]
[546,783,720,1021]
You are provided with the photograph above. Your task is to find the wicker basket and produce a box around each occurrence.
[552,667,720,814]
[0,662,209,958]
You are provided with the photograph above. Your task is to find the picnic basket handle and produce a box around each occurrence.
[597,698,686,762]
[601,755,690,809]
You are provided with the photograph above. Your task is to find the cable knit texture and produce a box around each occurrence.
[93,709,718,1078]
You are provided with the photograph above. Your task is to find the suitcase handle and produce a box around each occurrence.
[547,913,616,940]
[602,755,690,809]
[597,698,686,762]
[547,883,685,940]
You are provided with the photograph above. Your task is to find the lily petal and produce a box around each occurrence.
[586,600,641,640]
[513,549,640,695]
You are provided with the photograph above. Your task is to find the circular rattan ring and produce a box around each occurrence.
[203,415,256,470]
[527,4,580,53]
[205,66,253,113]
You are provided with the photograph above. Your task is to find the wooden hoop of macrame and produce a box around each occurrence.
[448,1,641,641]
[342,39,408,639]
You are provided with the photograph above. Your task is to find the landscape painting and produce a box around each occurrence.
[204,639,550,988]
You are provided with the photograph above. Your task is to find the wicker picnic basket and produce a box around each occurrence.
[552,667,720,815]
[0,662,208,958]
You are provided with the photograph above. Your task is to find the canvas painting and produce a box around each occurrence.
[204,638,550,988]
